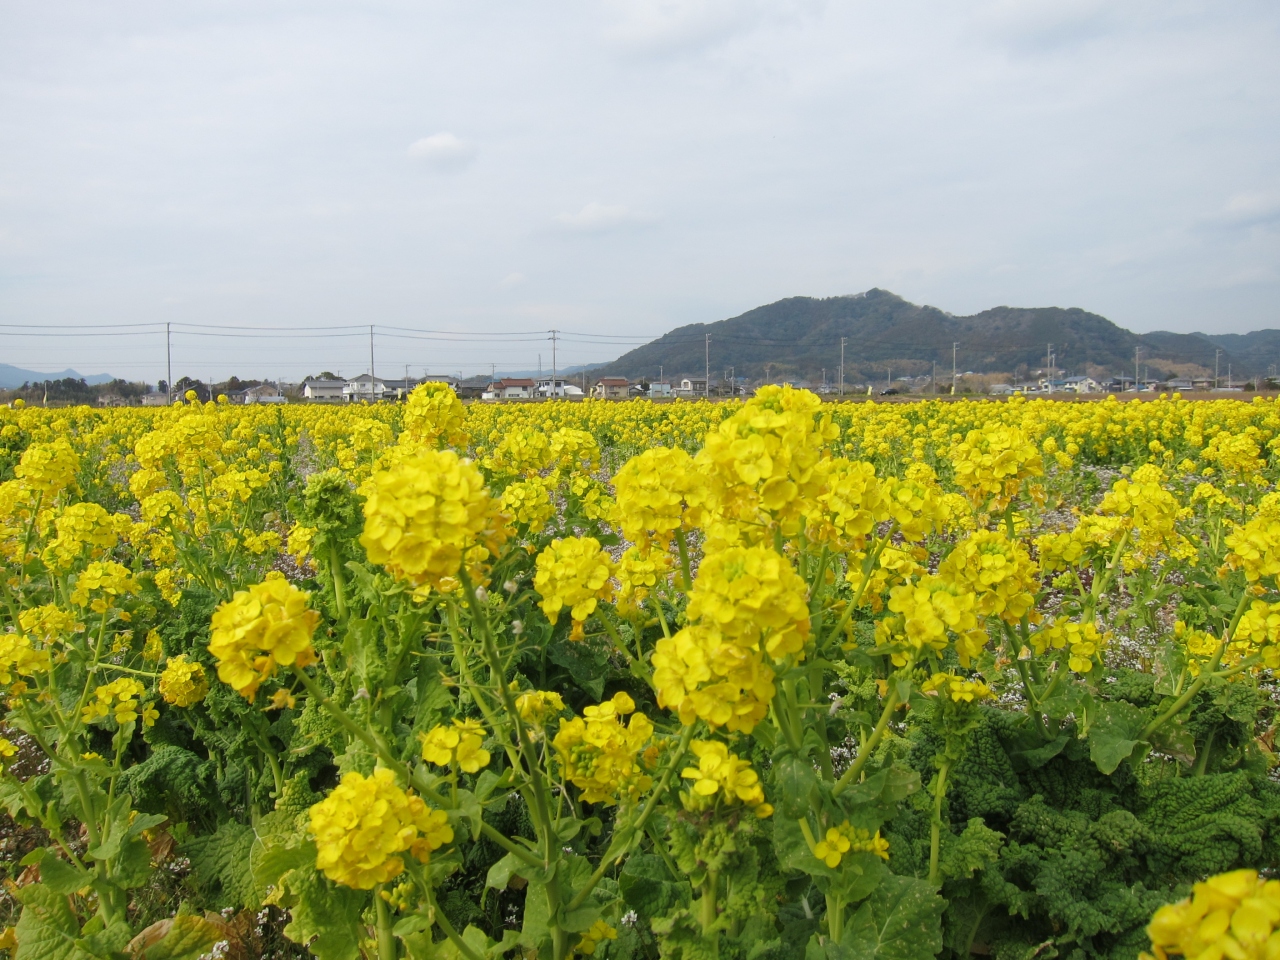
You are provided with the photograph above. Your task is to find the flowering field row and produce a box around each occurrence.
[2,387,1280,960]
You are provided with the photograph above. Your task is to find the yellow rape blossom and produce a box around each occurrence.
[552,692,654,805]
[309,768,452,889]
[1143,869,1280,960]
[360,449,510,595]
[419,718,491,773]
[208,574,320,700]
[533,536,615,638]
[811,821,890,868]
[680,740,772,817]
[159,654,209,707]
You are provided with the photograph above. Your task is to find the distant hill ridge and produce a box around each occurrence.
[0,364,116,390]
[595,289,1275,383]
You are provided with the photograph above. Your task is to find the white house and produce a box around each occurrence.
[647,382,673,398]
[1062,376,1100,394]
[483,378,536,400]
[536,378,584,398]
[676,377,708,397]
[343,374,386,402]
[304,379,346,402]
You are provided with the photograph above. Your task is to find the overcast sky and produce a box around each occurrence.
[1,0,1277,382]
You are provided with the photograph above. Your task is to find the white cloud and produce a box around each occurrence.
[407,133,477,171]
[499,272,526,288]
[1210,193,1280,228]
[604,0,818,55]
[554,202,654,233]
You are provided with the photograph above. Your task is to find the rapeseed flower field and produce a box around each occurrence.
[2,385,1280,960]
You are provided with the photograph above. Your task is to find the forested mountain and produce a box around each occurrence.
[594,289,1276,382]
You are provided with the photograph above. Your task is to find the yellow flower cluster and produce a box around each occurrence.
[533,536,615,637]
[683,546,810,660]
[806,458,886,550]
[0,737,16,771]
[616,546,670,615]
[921,671,995,702]
[360,450,510,595]
[1099,464,1195,563]
[208,575,319,700]
[514,689,565,726]
[937,530,1039,622]
[552,692,654,805]
[401,382,469,448]
[950,424,1044,510]
[70,561,139,613]
[1224,493,1280,584]
[575,921,618,957]
[695,385,838,545]
[501,476,556,531]
[14,438,79,496]
[1144,870,1280,960]
[612,446,705,547]
[876,576,987,667]
[679,740,772,817]
[0,634,49,686]
[82,677,157,727]
[309,768,452,889]
[420,719,491,773]
[159,654,209,707]
[1032,618,1108,673]
[812,821,890,868]
[652,545,807,733]
[41,502,130,571]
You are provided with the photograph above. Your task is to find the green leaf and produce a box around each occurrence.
[282,867,367,960]
[251,836,316,900]
[841,874,945,960]
[75,918,133,958]
[13,882,93,960]
[772,751,820,818]
[486,852,534,890]
[1087,700,1151,774]
[184,821,258,909]
[839,763,920,830]
[619,854,691,920]
[938,819,1004,882]
[1149,720,1196,766]
[25,849,88,896]
[127,915,226,960]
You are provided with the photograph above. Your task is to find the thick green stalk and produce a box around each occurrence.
[832,673,904,797]
[375,889,398,960]
[927,762,952,885]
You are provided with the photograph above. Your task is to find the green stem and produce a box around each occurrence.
[675,528,693,592]
[927,762,952,885]
[565,724,696,913]
[376,888,398,960]
[832,673,905,797]
[1140,592,1248,741]
[1193,727,1216,777]
[328,542,348,621]
[825,892,845,943]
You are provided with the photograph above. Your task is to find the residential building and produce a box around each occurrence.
[676,377,708,397]
[304,379,346,402]
[647,382,673,398]
[343,374,386,402]
[593,377,630,399]
[535,378,584,398]
[1061,376,1100,394]
[380,378,421,399]
[243,383,285,404]
[988,384,1016,395]
[141,394,170,406]
[483,378,536,400]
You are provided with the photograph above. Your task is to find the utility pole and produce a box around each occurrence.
[933,360,937,395]
[840,337,846,397]
[550,329,558,399]
[952,343,958,396]
[1216,349,1222,389]
[705,333,710,397]
[1046,344,1053,394]
[369,325,376,379]
[1135,347,1141,392]
[165,322,172,403]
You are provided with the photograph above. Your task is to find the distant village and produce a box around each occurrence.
[4,366,1260,409]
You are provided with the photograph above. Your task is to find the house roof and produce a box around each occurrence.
[596,377,629,386]
[346,374,384,384]
[499,378,535,387]
[306,379,345,388]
